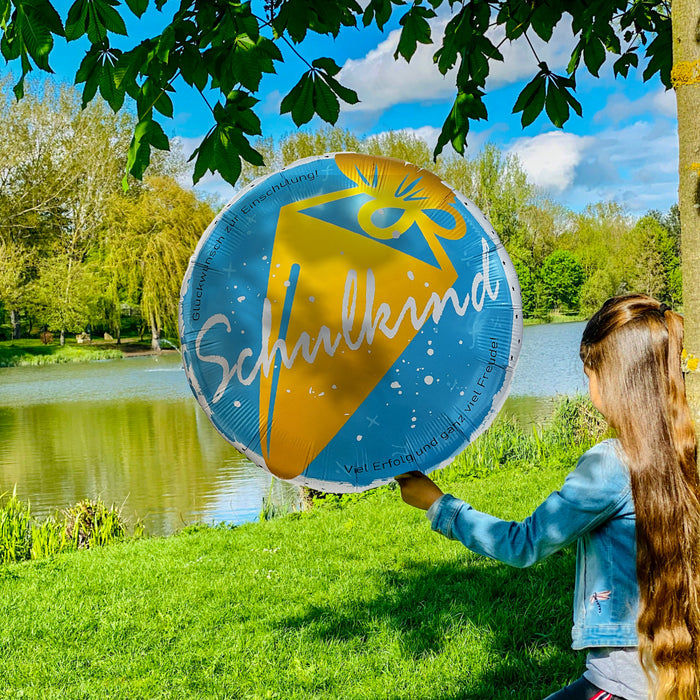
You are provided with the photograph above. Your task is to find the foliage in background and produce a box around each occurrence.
[242,127,682,320]
[0,80,206,345]
[0,90,684,338]
[101,176,215,349]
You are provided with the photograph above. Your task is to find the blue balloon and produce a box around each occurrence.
[179,153,522,492]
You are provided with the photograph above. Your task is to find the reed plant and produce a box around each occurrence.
[63,499,126,549]
[0,495,127,565]
[30,518,68,559]
[435,394,609,486]
[0,488,31,564]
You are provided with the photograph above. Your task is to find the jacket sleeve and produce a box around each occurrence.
[428,441,631,568]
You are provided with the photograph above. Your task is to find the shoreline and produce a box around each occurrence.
[0,340,180,368]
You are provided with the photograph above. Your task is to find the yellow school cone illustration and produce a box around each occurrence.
[259,154,467,479]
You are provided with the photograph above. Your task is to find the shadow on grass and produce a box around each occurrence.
[278,548,582,699]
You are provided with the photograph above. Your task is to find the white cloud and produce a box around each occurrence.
[507,131,594,193]
[652,89,677,118]
[338,23,454,113]
[594,87,677,124]
[567,119,678,213]
[338,16,575,114]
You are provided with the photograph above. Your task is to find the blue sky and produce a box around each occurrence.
[41,2,678,217]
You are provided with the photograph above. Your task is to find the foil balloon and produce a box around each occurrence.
[179,153,522,492]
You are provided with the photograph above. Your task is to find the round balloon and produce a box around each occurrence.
[179,153,522,492]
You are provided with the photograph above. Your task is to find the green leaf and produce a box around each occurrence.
[312,56,341,77]
[156,23,175,62]
[13,76,24,100]
[229,129,264,168]
[124,116,170,187]
[280,72,315,127]
[512,72,546,127]
[97,53,125,110]
[434,88,485,158]
[530,3,561,42]
[560,80,582,117]
[613,51,638,79]
[395,5,435,62]
[642,26,672,88]
[213,128,242,186]
[279,79,305,115]
[23,0,64,35]
[154,90,173,118]
[291,73,315,127]
[324,74,359,105]
[313,77,340,124]
[567,43,582,75]
[582,36,606,77]
[86,2,108,43]
[18,6,53,71]
[113,42,149,98]
[362,0,400,30]
[65,0,89,41]
[125,0,148,18]
[178,44,208,91]
[95,0,127,36]
[189,130,216,185]
[544,81,569,128]
[220,91,262,136]
[75,48,99,103]
[147,118,169,151]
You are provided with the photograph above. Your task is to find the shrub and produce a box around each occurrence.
[63,499,126,549]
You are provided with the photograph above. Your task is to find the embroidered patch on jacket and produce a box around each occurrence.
[589,590,612,614]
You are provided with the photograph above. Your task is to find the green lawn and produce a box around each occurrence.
[0,466,587,699]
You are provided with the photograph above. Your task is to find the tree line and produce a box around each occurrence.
[0,80,215,350]
[241,127,682,320]
[0,84,681,349]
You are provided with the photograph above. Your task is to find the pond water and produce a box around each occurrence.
[0,321,588,535]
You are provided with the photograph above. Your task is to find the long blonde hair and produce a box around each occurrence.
[580,294,700,699]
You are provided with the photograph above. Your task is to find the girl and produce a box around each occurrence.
[396,294,700,700]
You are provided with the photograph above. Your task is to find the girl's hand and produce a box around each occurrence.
[395,471,444,511]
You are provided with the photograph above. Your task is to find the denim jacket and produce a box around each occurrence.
[428,439,639,649]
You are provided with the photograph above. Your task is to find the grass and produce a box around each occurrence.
[523,312,587,327]
[0,396,606,699]
[0,339,123,367]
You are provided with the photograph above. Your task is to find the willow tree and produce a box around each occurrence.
[102,177,214,351]
[3,0,698,412]
[0,80,138,341]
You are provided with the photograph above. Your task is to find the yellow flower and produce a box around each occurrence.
[689,356,699,372]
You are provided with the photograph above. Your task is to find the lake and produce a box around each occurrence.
[0,321,588,535]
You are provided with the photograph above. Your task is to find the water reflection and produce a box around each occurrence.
[0,396,291,535]
[0,322,589,535]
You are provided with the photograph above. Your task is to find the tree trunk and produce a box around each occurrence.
[673,0,700,426]
[60,329,66,346]
[10,309,21,340]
